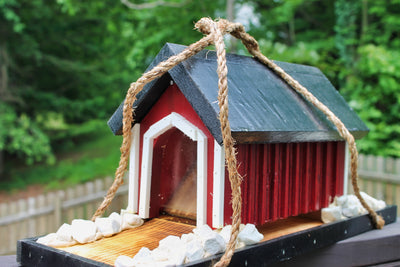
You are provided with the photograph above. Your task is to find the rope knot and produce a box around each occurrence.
[195,18,244,36]
[94,16,384,267]
[195,17,215,35]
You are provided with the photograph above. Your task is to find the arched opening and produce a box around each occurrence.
[138,112,207,226]
[150,127,197,220]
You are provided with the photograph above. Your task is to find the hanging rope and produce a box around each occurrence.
[92,17,384,267]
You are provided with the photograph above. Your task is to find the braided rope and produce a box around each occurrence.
[91,34,214,220]
[222,22,384,229]
[195,18,243,267]
[92,17,384,267]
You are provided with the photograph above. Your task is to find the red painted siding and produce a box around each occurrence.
[137,84,215,226]
[149,128,197,218]
[224,141,346,225]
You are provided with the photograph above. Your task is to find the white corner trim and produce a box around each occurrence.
[196,131,207,226]
[144,112,197,141]
[212,140,225,229]
[138,134,154,218]
[343,142,350,195]
[127,124,140,213]
[138,112,207,226]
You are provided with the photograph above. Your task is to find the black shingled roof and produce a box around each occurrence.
[108,43,368,144]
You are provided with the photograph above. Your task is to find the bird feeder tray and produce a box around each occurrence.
[17,206,396,267]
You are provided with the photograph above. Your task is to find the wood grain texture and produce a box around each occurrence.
[258,216,323,242]
[17,206,397,267]
[58,218,195,265]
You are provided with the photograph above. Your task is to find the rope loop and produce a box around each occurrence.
[93,17,384,267]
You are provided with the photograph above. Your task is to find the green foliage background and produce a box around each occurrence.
[1,0,399,187]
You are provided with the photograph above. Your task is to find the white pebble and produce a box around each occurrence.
[95,217,121,237]
[159,235,182,249]
[342,206,360,217]
[151,247,170,262]
[71,219,97,244]
[218,225,232,244]
[237,224,263,245]
[202,232,225,256]
[193,224,214,237]
[185,239,204,263]
[181,233,196,244]
[360,192,386,211]
[157,235,186,265]
[338,195,366,214]
[95,231,104,241]
[132,247,153,264]
[109,212,123,231]
[115,255,135,267]
[37,233,76,248]
[121,213,143,230]
[193,224,225,256]
[321,206,343,223]
[56,223,73,242]
[37,233,58,245]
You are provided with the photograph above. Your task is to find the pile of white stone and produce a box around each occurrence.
[37,211,143,247]
[321,192,386,223]
[115,223,263,267]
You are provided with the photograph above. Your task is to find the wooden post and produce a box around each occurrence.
[85,182,95,220]
[66,187,75,222]
[9,201,17,253]
[75,185,85,219]
[0,202,7,255]
[54,191,64,228]
[18,199,27,241]
[37,194,46,236]
[28,197,36,237]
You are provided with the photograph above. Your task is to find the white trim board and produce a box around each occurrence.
[138,112,207,226]
[127,124,140,213]
[212,141,225,229]
[343,142,350,195]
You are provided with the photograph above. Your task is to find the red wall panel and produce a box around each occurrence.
[138,84,216,226]
[224,141,346,225]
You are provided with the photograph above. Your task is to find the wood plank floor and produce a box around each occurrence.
[58,218,195,265]
[258,216,323,242]
[57,216,322,266]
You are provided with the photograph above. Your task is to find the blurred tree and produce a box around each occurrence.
[336,0,400,157]
[248,0,400,158]
[0,0,225,176]
[1,0,399,179]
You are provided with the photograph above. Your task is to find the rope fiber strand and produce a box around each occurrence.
[92,17,385,267]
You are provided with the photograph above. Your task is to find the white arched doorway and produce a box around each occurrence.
[138,112,207,226]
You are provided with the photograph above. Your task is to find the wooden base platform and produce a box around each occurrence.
[59,218,195,265]
[17,206,397,267]
[57,215,322,266]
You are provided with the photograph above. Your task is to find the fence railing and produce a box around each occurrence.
[0,177,128,256]
[1,154,399,256]
[348,154,400,210]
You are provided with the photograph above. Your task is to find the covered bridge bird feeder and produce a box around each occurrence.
[108,42,369,229]
[18,19,396,267]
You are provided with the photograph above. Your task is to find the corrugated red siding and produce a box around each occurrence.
[224,141,345,225]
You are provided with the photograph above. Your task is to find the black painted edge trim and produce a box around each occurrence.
[16,206,396,267]
[185,205,397,267]
[17,237,111,267]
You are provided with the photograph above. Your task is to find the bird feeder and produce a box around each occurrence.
[107,43,369,228]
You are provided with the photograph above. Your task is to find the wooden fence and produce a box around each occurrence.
[0,177,128,256]
[348,154,400,210]
[0,154,399,256]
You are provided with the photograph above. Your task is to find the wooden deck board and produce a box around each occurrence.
[58,218,195,265]
[17,207,397,267]
[258,216,323,242]
[57,216,323,265]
